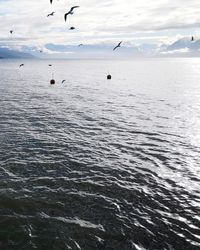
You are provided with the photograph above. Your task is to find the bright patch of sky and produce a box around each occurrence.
[0,0,200,55]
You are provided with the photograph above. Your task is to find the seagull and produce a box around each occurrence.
[62,80,66,83]
[47,12,55,17]
[10,30,13,34]
[113,41,122,51]
[69,27,75,30]
[64,6,80,22]
[19,64,24,67]
[191,36,194,41]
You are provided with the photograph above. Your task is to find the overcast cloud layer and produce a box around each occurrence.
[1,0,200,57]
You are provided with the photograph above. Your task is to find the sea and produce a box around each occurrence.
[0,58,200,250]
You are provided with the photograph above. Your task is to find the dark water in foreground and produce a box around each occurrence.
[0,59,200,250]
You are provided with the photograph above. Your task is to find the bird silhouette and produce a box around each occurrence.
[19,64,24,67]
[49,64,52,66]
[69,27,75,30]
[78,44,83,46]
[113,41,122,51]
[191,36,194,41]
[64,6,80,22]
[47,12,55,17]
[62,80,66,83]
[10,30,13,34]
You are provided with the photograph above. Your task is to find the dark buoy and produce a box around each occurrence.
[107,74,112,80]
[50,79,55,85]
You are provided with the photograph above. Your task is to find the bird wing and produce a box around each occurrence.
[50,0,53,4]
[64,13,68,21]
[70,6,80,12]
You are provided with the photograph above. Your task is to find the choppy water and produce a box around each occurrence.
[0,58,200,250]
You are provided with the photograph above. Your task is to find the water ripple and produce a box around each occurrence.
[0,59,200,249]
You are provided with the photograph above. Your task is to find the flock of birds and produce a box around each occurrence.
[9,0,124,83]
[9,0,196,83]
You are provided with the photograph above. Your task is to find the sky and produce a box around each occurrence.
[1,0,200,57]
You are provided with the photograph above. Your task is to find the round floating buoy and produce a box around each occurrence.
[107,74,112,80]
[50,79,55,85]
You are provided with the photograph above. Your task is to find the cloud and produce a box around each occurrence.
[2,36,200,58]
[1,0,200,57]
[160,47,190,55]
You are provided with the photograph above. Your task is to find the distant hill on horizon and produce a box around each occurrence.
[2,36,200,59]
[0,47,35,59]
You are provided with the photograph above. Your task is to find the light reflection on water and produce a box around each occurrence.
[0,59,200,250]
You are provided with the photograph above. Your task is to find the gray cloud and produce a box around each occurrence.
[1,0,200,55]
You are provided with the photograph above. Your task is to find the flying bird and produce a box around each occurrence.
[113,41,122,51]
[49,64,52,66]
[19,64,24,67]
[62,80,66,83]
[69,27,75,30]
[47,12,55,17]
[64,6,80,22]
[10,30,13,34]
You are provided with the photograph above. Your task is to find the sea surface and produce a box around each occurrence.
[0,58,200,250]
